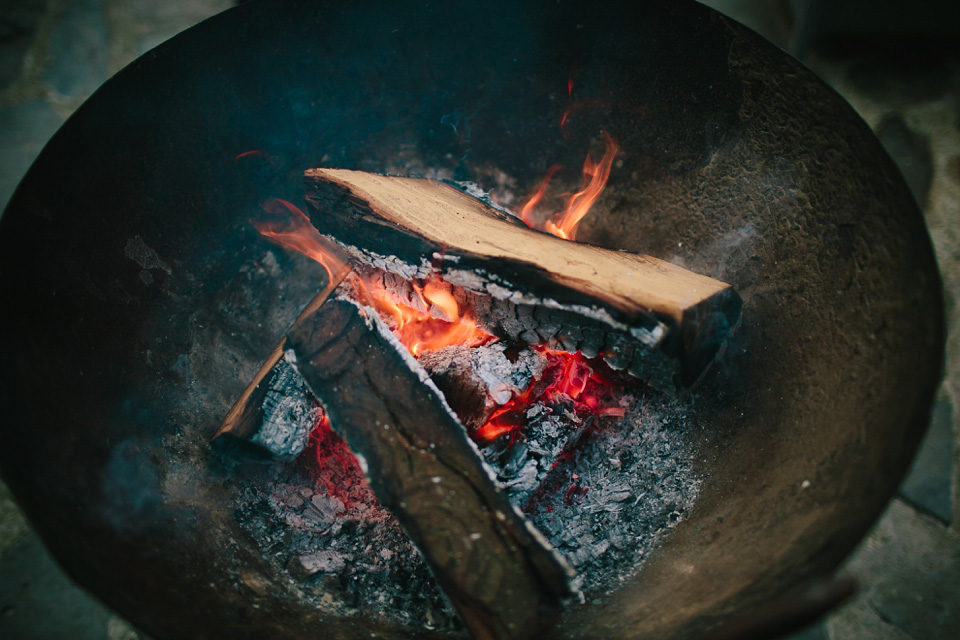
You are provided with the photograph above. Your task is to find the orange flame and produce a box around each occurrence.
[544,131,618,241]
[252,198,351,284]
[357,278,492,357]
[251,199,489,357]
[518,164,562,228]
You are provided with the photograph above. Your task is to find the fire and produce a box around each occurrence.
[520,131,619,241]
[519,165,562,229]
[251,199,491,357]
[474,349,627,443]
[354,277,492,357]
[251,198,350,285]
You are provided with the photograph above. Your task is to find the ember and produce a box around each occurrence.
[475,349,630,443]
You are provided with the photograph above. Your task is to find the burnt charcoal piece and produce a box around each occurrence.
[246,358,318,459]
[418,342,548,430]
[285,296,574,640]
[214,282,344,449]
[303,168,742,391]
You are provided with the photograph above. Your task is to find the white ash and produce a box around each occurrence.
[517,399,701,595]
[445,179,524,221]
[419,342,547,409]
[233,441,464,632]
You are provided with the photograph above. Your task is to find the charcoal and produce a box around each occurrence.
[419,341,546,429]
[556,323,583,353]
[249,359,318,459]
[232,351,700,633]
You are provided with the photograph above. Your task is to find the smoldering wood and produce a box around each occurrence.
[285,297,574,640]
[418,342,547,430]
[247,359,317,459]
[355,262,681,388]
[304,168,742,390]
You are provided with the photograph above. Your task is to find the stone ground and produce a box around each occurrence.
[0,1,957,638]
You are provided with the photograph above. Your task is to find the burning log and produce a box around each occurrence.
[212,168,742,636]
[284,296,574,640]
[304,168,742,390]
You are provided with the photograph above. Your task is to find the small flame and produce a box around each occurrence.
[353,277,492,357]
[519,131,618,241]
[544,131,618,241]
[251,199,489,358]
[252,198,351,284]
[518,165,562,228]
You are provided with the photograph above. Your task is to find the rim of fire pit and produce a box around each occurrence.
[0,1,944,639]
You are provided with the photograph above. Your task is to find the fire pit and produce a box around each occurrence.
[0,1,943,639]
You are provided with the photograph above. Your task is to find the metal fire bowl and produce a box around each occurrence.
[0,1,944,638]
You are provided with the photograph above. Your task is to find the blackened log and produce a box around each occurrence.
[286,297,573,640]
[214,282,342,453]
[303,168,742,390]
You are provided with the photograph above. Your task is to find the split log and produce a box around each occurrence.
[304,168,742,390]
[285,296,574,640]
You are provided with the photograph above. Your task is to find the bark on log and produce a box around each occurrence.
[285,297,574,640]
[303,168,741,390]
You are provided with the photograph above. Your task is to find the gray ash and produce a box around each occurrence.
[515,399,698,595]
[476,351,699,596]
[233,424,463,632]
[231,344,699,630]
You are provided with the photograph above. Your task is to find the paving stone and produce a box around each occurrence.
[828,500,960,640]
[869,567,960,638]
[898,398,955,523]
[41,0,109,99]
[0,480,28,554]
[875,113,933,210]
[0,97,65,214]
[0,0,48,90]
[847,56,952,108]
[0,531,115,640]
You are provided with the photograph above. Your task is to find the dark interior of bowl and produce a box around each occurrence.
[0,1,944,639]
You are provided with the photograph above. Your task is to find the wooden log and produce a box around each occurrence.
[303,168,742,390]
[285,296,574,640]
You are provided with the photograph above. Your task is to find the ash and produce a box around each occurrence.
[234,359,699,630]
[233,427,463,632]
[485,398,700,595]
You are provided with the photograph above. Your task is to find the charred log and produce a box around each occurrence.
[214,284,342,455]
[285,296,574,640]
